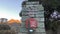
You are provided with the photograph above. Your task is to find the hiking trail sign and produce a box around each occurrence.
[20,1,46,34]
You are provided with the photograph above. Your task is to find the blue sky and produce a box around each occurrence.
[0,0,25,20]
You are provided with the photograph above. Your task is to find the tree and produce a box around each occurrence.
[0,24,10,30]
[42,0,60,9]
[19,11,22,17]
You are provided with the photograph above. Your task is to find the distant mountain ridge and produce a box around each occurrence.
[8,19,21,24]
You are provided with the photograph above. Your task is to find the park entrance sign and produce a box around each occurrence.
[20,1,46,34]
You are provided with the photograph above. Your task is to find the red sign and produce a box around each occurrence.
[25,18,38,29]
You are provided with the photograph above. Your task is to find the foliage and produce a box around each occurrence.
[19,11,22,17]
[0,24,10,30]
[42,0,60,10]
[0,30,16,34]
